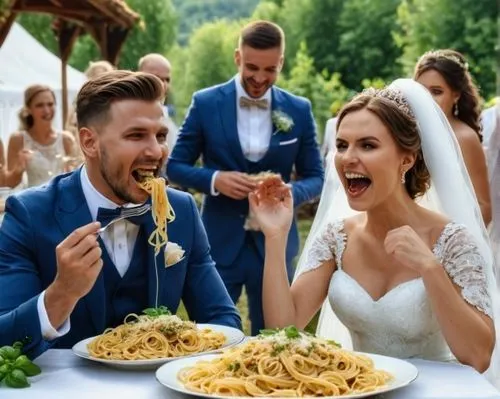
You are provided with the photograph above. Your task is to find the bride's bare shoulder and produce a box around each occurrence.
[343,214,365,233]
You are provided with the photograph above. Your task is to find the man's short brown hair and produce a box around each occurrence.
[238,20,285,52]
[76,70,164,129]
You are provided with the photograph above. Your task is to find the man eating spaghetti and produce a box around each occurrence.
[0,70,241,358]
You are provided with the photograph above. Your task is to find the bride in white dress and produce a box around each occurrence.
[249,79,499,387]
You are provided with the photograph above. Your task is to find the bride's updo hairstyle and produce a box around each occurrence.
[336,87,431,199]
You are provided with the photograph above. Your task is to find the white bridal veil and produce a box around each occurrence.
[294,79,500,386]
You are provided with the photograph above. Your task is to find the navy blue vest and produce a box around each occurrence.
[247,159,266,175]
[100,228,149,328]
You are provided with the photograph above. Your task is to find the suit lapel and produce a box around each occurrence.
[218,79,249,172]
[54,168,105,333]
[260,87,289,164]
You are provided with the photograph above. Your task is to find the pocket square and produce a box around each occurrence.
[279,138,298,146]
[164,241,185,268]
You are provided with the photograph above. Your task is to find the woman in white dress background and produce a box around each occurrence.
[5,84,75,188]
[250,80,499,386]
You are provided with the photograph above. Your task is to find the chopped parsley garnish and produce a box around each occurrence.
[142,306,172,318]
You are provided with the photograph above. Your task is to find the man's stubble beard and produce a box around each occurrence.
[99,145,137,204]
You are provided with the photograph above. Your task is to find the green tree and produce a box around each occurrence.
[16,13,58,54]
[172,0,259,46]
[70,0,177,71]
[397,0,497,98]
[172,20,240,115]
[279,0,345,78]
[251,0,282,22]
[279,42,355,140]
[336,0,403,90]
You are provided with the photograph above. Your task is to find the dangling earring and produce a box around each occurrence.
[401,170,406,184]
[453,103,459,116]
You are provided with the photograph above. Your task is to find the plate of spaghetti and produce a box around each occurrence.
[72,307,245,369]
[155,326,418,398]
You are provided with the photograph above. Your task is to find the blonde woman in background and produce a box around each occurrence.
[66,60,115,136]
[6,84,75,188]
[0,138,24,188]
[414,49,491,225]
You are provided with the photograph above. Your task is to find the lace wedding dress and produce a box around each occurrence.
[22,131,66,187]
[302,219,492,361]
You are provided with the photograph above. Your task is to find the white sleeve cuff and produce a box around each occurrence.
[210,171,220,196]
[37,291,71,340]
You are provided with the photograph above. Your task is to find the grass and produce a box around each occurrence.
[177,218,317,336]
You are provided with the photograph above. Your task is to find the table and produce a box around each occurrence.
[1,350,499,399]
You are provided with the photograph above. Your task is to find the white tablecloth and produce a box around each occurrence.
[1,350,499,399]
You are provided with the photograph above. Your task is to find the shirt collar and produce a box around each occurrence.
[235,74,272,103]
[80,166,137,221]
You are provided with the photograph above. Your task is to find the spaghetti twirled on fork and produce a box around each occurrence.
[135,171,175,255]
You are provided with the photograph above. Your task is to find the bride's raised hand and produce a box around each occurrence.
[248,179,293,240]
[384,225,439,274]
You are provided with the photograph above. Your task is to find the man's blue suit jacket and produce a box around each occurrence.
[167,79,324,266]
[0,169,241,358]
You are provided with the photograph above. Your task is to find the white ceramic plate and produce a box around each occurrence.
[72,324,245,370]
[156,352,419,398]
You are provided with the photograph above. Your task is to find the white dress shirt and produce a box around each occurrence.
[37,166,140,339]
[210,75,273,195]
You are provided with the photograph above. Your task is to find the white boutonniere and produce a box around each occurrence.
[164,241,185,268]
[243,211,261,232]
[272,110,294,134]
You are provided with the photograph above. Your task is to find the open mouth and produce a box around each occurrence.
[132,168,159,184]
[345,172,372,197]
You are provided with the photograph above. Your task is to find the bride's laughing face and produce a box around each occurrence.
[335,109,412,211]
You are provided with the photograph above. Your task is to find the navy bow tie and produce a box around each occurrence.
[96,206,150,227]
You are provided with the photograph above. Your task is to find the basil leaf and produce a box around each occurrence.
[157,306,171,315]
[5,369,29,388]
[142,306,171,318]
[142,308,157,317]
[259,328,279,336]
[12,342,23,350]
[0,346,20,361]
[0,364,10,375]
[13,356,41,377]
[0,355,4,367]
[284,326,300,339]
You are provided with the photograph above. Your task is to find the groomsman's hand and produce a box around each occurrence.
[215,171,257,199]
[45,222,103,329]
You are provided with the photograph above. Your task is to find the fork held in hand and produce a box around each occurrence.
[97,203,151,234]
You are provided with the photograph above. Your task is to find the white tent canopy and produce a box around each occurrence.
[0,22,86,145]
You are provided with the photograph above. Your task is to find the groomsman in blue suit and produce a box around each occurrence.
[167,20,324,335]
[0,71,240,358]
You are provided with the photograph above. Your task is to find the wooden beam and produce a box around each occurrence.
[11,5,95,20]
[0,11,17,48]
[57,20,81,127]
[86,0,128,28]
[105,26,130,65]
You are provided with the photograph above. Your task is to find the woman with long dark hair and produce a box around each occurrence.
[414,49,491,225]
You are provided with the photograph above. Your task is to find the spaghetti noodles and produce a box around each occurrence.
[136,173,175,255]
[178,327,392,397]
[88,313,226,360]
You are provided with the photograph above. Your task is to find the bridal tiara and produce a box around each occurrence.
[423,50,469,71]
[362,87,415,118]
